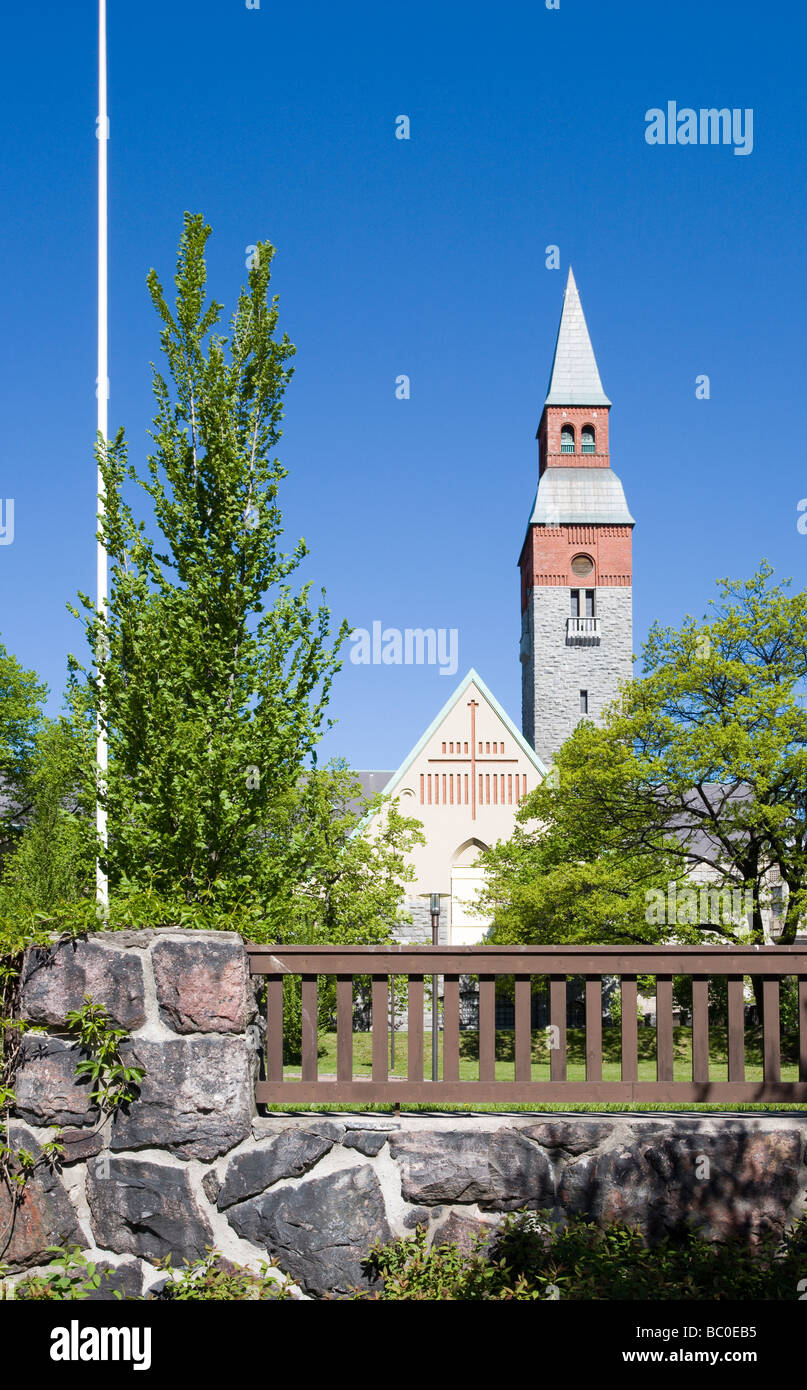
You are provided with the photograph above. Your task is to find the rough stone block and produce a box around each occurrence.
[13,1035,96,1129]
[435,1211,500,1253]
[389,1130,494,1205]
[59,1128,104,1165]
[0,1124,82,1271]
[86,1157,213,1262]
[342,1130,389,1157]
[152,935,251,1034]
[486,1127,555,1211]
[218,1129,334,1209]
[521,1119,614,1156]
[559,1126,804,1243]
[85,1260,144,1301]
[110,1038,253,1161]
[226,1164,390,1297]
[20,939,146,1030]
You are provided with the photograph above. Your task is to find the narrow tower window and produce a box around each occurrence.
[585,589,595,617]
[581,425,596,453]
[579,689,589,715]
[560,425,575,454]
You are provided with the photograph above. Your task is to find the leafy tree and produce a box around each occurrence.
[70,214,347,907]
[0,717,95,918]
[0,642,47,858]
[481,564,807,950]
[261,763,426,945]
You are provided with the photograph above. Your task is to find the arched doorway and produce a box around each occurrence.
[450,838,490,945]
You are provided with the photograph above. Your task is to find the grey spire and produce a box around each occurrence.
[544,267,611,407]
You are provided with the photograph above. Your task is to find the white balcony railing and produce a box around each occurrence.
[566,616,601,644]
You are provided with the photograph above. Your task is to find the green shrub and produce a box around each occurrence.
[352,1210,807,1300]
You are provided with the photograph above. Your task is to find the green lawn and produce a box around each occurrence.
[281,1024,802,1086]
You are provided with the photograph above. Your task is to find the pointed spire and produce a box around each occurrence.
[544,267,610,407]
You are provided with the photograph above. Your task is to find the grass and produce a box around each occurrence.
[267,1024,807,1114]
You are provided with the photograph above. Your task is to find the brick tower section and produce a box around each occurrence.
[519,269,634,767]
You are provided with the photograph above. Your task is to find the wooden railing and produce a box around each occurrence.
[246,944,807,1105]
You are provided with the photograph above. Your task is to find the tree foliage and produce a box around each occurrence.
[482,564,807,947]
[70,214,347,908]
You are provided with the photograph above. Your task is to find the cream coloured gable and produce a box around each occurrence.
[370,670,546,943]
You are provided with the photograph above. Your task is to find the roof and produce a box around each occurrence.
[544,267,611,408]
[528,467,635,526]
[378,668,548,803]
[347,770,395,817]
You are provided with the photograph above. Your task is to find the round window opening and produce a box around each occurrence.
[571,554,594,578]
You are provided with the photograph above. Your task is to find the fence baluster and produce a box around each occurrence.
[585,977,602,1083]
[549,976,566,1081]
[514,976,532,1084]
[656,975,674,1082]
[372,975,388,1083]
[794,978,800,1084]
[336,975,353,1083]
[443,975,460,1082]
[479,975,496,1083]
[408,976,424,1081]
[301,975,318,1083]
[266,973,284,1084]
[762,977,781,1083]
[727,976,745,1082]
[621,975,638,1083]
[691,976,709,1084]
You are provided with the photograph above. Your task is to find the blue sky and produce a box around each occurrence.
[1,0,805,772]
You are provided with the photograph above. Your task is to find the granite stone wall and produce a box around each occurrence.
[5,930,807,1299]
[522,585,633,764]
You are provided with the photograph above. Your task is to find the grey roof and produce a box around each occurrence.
[544,267,611,407]
[529,467,635,526]
[348,771,395,817]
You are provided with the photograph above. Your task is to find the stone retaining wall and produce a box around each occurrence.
[4,930,807,1298]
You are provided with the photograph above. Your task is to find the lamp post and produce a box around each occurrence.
[430,892,440,1082]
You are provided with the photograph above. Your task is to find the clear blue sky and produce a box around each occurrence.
[1,0,805,772]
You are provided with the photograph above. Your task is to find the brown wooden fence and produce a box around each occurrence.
[246,943,807,1105]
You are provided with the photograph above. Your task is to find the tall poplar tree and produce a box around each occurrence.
[71,214,347,907]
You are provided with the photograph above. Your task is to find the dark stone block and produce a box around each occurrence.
[521,1119,614,1156]
[559,1126,804,1243]
[226,1164,390,1297]
[110,1037,253,1162]
[0,1124,82,1272]
[486,1127,555,1211]
[218,1129,334,1209]
[13,1036,96,1128]
[59,1128,104,1165]
[152,936,251,1034]
[20,939,145,1029]
[85,1260,144,1301]
[389,1130,494,1205]
[342,1130,388,1157]
[435,1211,500,1253]
[86,1157,213,1262]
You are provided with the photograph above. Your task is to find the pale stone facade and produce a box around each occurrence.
[366,670,546,945]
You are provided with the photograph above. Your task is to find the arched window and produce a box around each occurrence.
[560,425,575,454]
[581,425,595,454]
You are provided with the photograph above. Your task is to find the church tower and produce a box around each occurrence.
[519,268,634,766]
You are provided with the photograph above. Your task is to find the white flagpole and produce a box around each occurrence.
[96,0,109,908]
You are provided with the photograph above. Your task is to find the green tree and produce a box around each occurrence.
[0,716,95,918]
[481,564,807,950]
[70,214,347,907]
[262,763,426,945]
[0,641,47,859]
